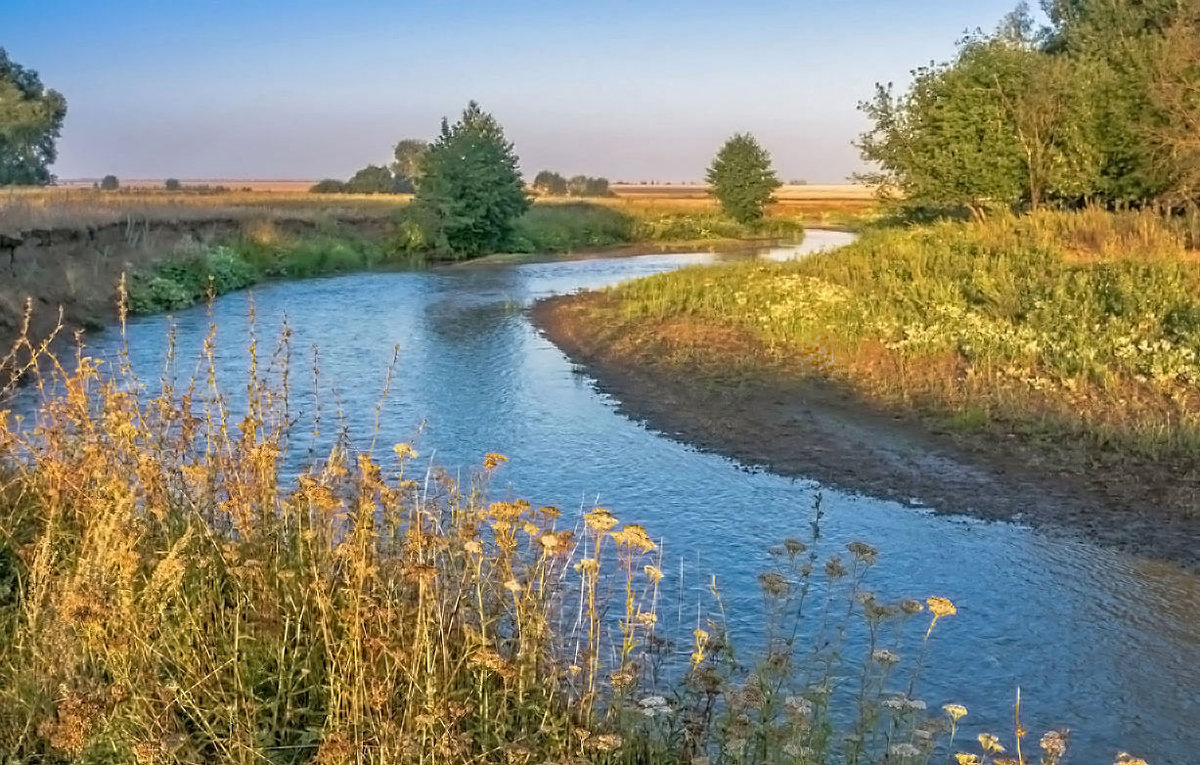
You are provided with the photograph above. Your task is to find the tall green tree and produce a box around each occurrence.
[705,133,780,224]
[858,14,1099,215]
[1145,0,1200,206]
[0,48,67,186]
[415,101,529,256]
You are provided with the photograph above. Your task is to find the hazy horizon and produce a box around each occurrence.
[7,0,1021,184]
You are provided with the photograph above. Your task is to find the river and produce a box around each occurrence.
[27,230,1200,762]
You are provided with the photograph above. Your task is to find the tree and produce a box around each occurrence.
[705,133,780,223]
[164,178,182,191]
[345,165,396,194]
[392,139,428,193]
[533,170,568,196]
[310,178,348,193]
[857,17,1099,216]
[1146,0,1200,206]
[415,101,530,256]
[100,175,120,191]
[0,48,67,186]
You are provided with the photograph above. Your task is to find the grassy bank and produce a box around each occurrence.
[560,209,1200,517]
[124,200,807,315]
[0,332,1084,764]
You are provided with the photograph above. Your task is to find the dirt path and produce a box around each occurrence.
[532,293,1200,573]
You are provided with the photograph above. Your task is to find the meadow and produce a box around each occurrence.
[562,209,1200,518]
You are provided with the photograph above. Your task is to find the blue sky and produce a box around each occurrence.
[4,1,1022,182]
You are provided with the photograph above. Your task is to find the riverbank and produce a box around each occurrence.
[0,194,811,353]
[531,213,1200,571]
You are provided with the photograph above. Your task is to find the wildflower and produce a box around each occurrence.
[943,704,968,723]
[612,524,656,553]
[758,571,790,596]
[1040,729,1069,761]
[927,596,957,618]
[784,537,806,555]
[872,649,900,666]
[900,599,924,615]
[978,733,1005,753]
[825,555,847,579]
[644,564,664,583]
[783,695,813,720]
[503,579,522,594]
[463,540,483,555]
[575,559,600,578]
[538,532,559,551]
[610,669,636,691]
[1114,753,1148,765]
[584,507,618,533]
[483,453,508,470]
[392,442,418,459]
[890,743,921,758]
[635,611,657,627]
[955,755,981,765]
[926,596,957,637]
[690,628,710,667]
[847,540,878,564]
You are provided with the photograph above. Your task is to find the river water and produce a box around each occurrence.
[32,231,1200,761]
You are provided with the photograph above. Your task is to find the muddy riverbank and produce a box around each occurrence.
[0,214,398,355]
[532,291,1200,573]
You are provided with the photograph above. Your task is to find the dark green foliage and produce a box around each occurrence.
[859,0,1200,213]
[414,101,530,257]
[508,203,633,252]
[567,175,612,197]
[345,165,397,194]
[164,178,182,191]
[706,133,781,224]
[99,174,119,191]
[310,178,348,193]
[533,170,569,196]
[0,48,66,186]
[127,237,387,314]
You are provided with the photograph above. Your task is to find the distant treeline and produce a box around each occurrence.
[530,171,613,197]
[310,139,428,194]
[859,0,1200,217]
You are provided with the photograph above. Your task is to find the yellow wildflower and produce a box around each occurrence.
[943,704,968,722]
[392,442,418,459]
[979,733,1005,753]
[584,507,618,533]
[612,524,656,553]
[926,596,957,637]
[483,453,508,470]
[955,755,981,765]
[644,564,664,583]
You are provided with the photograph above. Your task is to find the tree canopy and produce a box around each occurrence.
[706,133,780,224]
[0,48,67,186]
[857,0,1200,214]
[392,139,428,193]
[414,101,529,256]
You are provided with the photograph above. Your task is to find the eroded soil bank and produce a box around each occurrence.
[0,215,396,354]
[532,292,1200,573]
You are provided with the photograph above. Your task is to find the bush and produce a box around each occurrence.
[99,174,119,191]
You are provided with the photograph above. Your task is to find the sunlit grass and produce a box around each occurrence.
[577,208,1200,467]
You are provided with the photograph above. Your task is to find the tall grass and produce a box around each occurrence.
[0,319,1093,763]
[589,209,1200,466]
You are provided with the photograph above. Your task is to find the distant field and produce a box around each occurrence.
[1,182,877,232]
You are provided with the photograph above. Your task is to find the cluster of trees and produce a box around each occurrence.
[858,0,1200,215]
[530,171,612,197]
[310,139,430,194]
[0,47,67,186]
